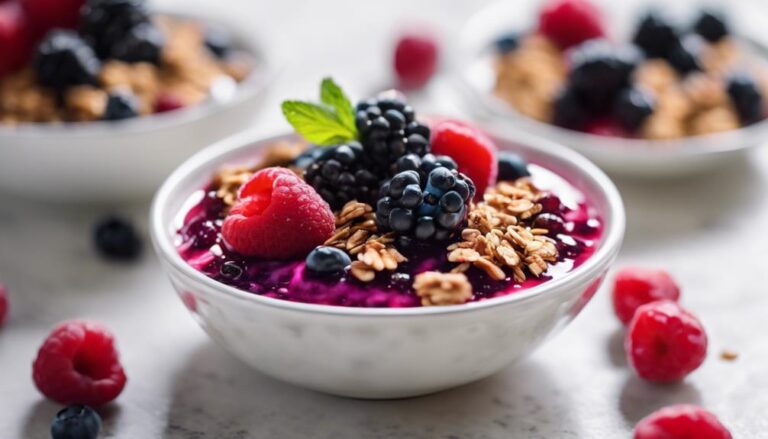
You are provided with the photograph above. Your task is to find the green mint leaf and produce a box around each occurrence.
[281,100,356,145]
[319,77,356,136]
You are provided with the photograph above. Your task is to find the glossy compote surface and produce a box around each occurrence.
[176,163,602,308]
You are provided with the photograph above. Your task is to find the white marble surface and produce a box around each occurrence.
[2,0,768,437]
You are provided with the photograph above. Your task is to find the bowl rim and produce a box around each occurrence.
[449,0,768,157]
[150,129,626,317]
[0,10,277,139]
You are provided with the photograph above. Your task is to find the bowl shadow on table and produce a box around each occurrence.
[22,399,123,439]
[611,153,765,254]
[162,342,579,439]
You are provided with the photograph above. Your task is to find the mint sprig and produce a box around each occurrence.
[281,78,358,145]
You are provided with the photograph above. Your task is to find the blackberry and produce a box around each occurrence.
[94,216,142,261]
[304,142,380,210]
[355,97,430,176]
[552,86,590,130]
[80,0,151,59]
[614,87,655,131]
[632,12,680,58]
[693,9,728,43]
[568,40,642,114]
[33,31,101,90]
[109,21,164,64]
[726,72,764,125]
[103,90,139,120]
[51,405,101,439]
[393,153,458,182]
[666,36,702,75]
[376,166,474,241]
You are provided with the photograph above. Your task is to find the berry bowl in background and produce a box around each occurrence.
[0,12,273,201]
[450,0,768,177]
[150,128,625,399]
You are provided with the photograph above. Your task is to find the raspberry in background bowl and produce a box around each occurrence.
[150,79,624,398]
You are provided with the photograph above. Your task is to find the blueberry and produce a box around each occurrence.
[389,208,415,232]
[306,246,351,275]
[552,86,590,130]
[103,91,139,121]
[497,152,530,181]
[33,31,101,90]
[494,33,519,53]
[693,9,728,43]
[614,87,655,131]
[633,12,680,58]
[428,167,456,192]
[110,22,164,64]
[51,405,101,439]
[439,191,464,213]
[204,25,233,58]
[727,72,764,124]
[94,216,141,261]
[414,217,436,240]
[220,261,243,280]
[400,184,423,208]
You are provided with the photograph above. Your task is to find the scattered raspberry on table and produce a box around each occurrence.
[634,404,732,439]
[626,300,707,382]
[393,30,439,89]
[612,267,681,325]
[33,320,127,406]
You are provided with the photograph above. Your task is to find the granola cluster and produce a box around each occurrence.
[0,17,252,125]
[413,271,473,306]
[324,201,406,282]
[448,179,558,282]
[494,34,768,139]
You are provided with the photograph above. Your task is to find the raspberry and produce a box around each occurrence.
[430,120,498,198]
[538,0,605,49]
[0,2,33,78]
[634,405,732,439]
[155,93,185,113]
[21,0,84,39]
[626,301,707,382]
[393,31,439,89]
[33,320,127,406]
[612,267,680,325]
[0,283,8,327]
[222,167,335,259]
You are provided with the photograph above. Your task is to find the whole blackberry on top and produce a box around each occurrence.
[283,79,436,210]
[80,0,164,63]
[355,96,431,176]
[303,142,380,210]
[377,154,475,241]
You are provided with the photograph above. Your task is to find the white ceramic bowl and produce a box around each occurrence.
[150,129,625,399]
[450,0,768,177]
[0,15,273,202]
